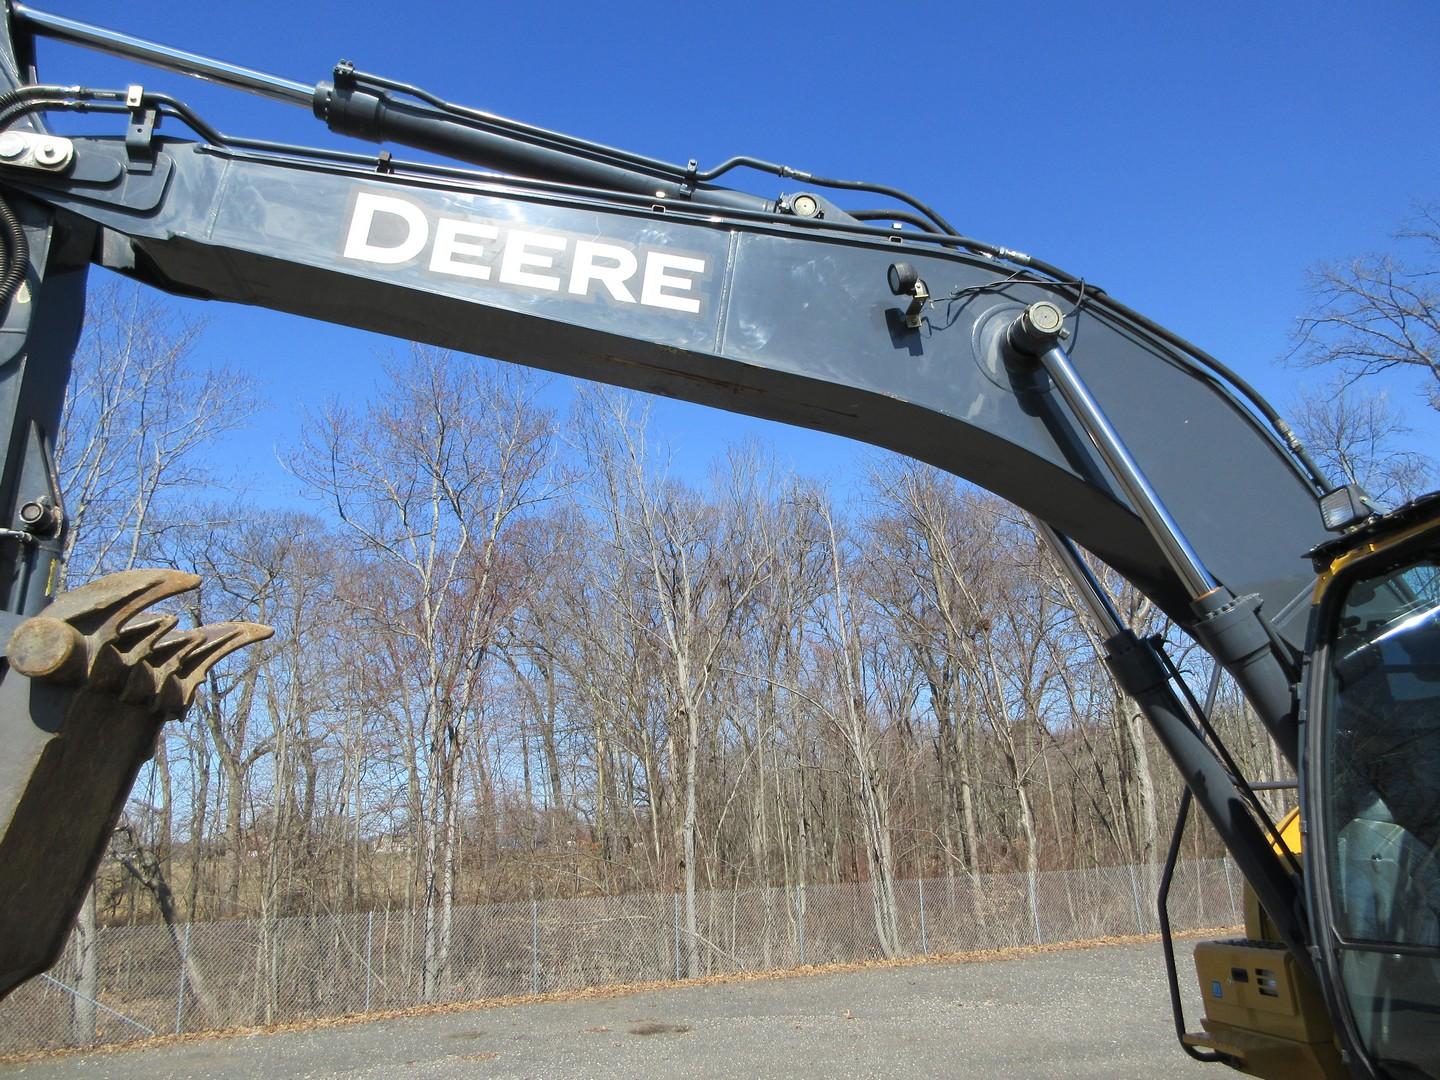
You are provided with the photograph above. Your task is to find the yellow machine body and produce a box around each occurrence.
[1183,809,1346,1079]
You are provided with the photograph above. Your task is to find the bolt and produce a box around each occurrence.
[1006,300,1069,359]
[19,498,60,535]
[791,194,820,218]
[0,133,24,160]
[33,139,67,167]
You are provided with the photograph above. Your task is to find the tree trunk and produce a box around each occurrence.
[69,886,98,1045]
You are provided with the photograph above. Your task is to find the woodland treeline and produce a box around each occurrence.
[58,269,1427,977]
[61,288,1266,945]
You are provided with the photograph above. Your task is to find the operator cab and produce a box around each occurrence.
[1307,493,1440,1080]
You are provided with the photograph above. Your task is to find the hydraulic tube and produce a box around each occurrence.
[1008,302,1302,767]
[312,79,772,213]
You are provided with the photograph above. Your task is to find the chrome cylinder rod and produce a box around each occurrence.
[1031,518,1124,639]
[11,4,313,107]
[1037,336,1218,600]
[1006,300,1219,601]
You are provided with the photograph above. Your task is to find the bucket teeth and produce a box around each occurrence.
[114,622,274,715]
[4,569,271,716]
[0,570,273,1000]
[6,569,202,685]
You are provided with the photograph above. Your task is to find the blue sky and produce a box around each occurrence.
[29,0,1440,503]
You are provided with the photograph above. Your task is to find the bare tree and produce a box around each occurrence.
[1291,380,1431,506]
[1290,201,1440,410]
[809,493,902,956]
[865,463,992,920]
[53,281,255,1043]
[571,390,774,974]
[56,283,257,583]
[293,345,554,1000]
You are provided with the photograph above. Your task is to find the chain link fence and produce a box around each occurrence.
[0,859,1239,1054]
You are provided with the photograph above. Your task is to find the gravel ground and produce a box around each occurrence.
[0,940,1216,1080]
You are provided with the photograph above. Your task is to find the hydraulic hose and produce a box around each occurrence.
[0,194,27,311]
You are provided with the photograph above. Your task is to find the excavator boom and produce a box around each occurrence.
[0,8,1424,1080]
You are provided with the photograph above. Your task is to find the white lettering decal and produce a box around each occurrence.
[341,192,708,315]
[429,218,499,280]
[641,253,706,314]
[498,230,566,291]
[343,192,428,264]
[568,240,638,302]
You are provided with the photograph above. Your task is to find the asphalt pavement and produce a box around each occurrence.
[0,940,1217,1079]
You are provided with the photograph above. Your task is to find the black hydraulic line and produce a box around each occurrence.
[793,172,961,236]
[1158,789,1229,1064]
[693,154,959,236]
[0,192,27,310]
[0,84,87,115]
[0,84,132,132]
[847,208,939,230]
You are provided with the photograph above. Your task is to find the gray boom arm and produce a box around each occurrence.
[9,139,1327,631]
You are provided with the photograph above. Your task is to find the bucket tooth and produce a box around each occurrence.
[157,622,272,716]
[119,627,204,708]
[90,614,178,691]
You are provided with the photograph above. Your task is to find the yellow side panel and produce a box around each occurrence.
[1190,939,1345,1079]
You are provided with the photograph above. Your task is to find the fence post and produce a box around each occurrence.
[673,894,681,980]
[531,899,540,996]
[1223,855,1239,922]
[796,884,806,966]
[174,923,190,1035]
[918,877,928,955]
[364,911,374,1012]
[1194,859,1205,925]
[1127,864,1145,934]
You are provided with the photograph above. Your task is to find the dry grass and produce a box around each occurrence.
[0,925,1237,1065]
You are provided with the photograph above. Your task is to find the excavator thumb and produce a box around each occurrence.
[0,569,271,999]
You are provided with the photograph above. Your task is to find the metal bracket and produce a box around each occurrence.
[124,85,158,173]
[678,158,698,198]
[886,261,930,329]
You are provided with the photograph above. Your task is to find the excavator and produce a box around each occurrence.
[0,6,1433,1078]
